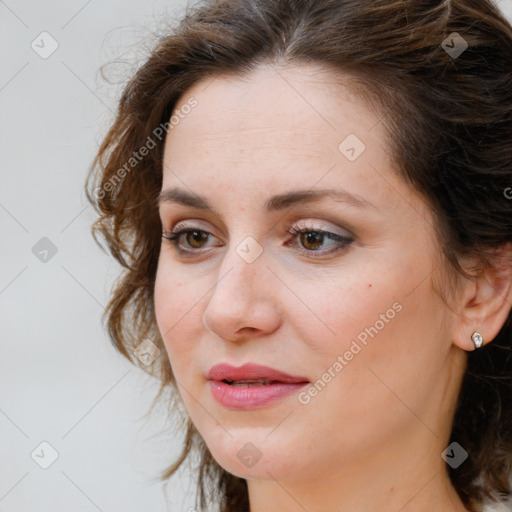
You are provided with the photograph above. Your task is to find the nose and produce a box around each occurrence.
[202,239,281,342]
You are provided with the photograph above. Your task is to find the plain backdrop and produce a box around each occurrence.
[1,1,512,511]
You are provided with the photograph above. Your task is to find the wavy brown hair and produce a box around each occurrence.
[86,0,512,510]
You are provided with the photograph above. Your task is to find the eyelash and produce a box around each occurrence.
[161,222,354,259]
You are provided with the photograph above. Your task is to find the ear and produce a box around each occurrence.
[452,243,512,351]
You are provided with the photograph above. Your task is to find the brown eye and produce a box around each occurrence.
[286,224,354,258]
[161,227,215,254]
[299,231,324,250]
[185,230,210,248]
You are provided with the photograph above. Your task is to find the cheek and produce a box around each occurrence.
[290,265,443,402]
[303,275,444,411]
[287,272,402,360]
[153,260,200,371]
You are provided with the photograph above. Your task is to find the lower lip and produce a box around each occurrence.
[209,380,309,410]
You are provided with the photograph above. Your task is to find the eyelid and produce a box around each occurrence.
[290,219,354,238]
[165,218,353,241]
[170,219,220,236]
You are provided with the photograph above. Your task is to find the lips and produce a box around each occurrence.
[206,363,310,385]
[206,363,310,410]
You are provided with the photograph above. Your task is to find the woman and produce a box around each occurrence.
[87,0,512,510]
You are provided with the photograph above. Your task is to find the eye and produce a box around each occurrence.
[285,221,354,258]
[161,220,354,259]
[162,222,218,256]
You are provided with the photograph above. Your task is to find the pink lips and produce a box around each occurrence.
[207,363,310,410]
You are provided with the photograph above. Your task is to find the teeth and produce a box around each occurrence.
[225,379,273,387]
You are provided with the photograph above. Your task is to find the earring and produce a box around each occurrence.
[471,331,484,349]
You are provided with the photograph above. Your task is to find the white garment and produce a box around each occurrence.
[483,500,512,511]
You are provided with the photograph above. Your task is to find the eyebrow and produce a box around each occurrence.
[157,186,376,214]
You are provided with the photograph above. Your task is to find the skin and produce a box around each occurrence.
[154,63,512,512]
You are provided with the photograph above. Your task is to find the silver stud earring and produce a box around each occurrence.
[471,331,484,349]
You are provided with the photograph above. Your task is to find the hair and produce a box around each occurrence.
[85,0,512,510]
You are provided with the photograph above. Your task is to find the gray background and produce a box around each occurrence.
[1,1,512,511]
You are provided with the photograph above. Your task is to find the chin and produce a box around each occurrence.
[203,432,307,481]
[214,452,292,481]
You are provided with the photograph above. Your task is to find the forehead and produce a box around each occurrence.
[163,63,388,178]
[159,62,433,227]
[171,64,379,146]
[159,63,435,240]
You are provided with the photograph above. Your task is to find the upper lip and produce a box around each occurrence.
[207,363,310,383]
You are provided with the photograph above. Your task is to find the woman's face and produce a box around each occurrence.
[154,63,465,483]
